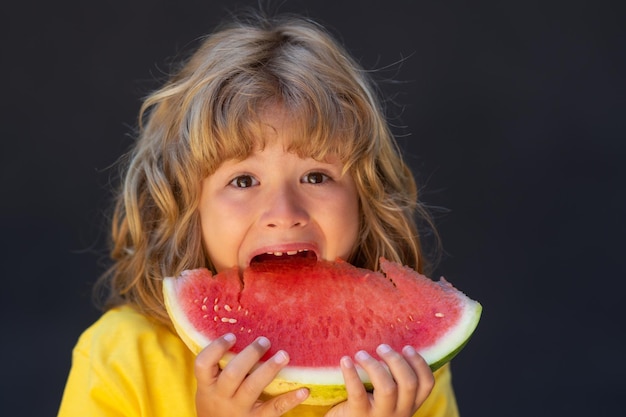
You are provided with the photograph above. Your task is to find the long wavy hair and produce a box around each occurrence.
[96,12,439,325]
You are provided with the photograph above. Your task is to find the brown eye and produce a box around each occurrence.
[302,172,328,184]
[229,175,258,188]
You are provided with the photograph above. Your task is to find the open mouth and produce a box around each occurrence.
[250,249,318,265]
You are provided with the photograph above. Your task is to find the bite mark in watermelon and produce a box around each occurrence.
[163,257,481,406]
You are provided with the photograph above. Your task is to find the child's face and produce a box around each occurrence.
[198,108,360,272]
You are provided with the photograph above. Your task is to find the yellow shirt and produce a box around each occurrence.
[58,306,459,417]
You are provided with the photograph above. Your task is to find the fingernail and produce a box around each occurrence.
[402,345,417,356]
[376,343,392,355]
[340,355,354,368]
[273,350,289,364]
[257,336,270,348]
[296,388,310,400]
[223,333,236,343]
[355,350,370,361]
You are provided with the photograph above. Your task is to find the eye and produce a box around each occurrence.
[229,174,258,188]
[302,172,329,184]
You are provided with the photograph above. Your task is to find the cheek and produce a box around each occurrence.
[198,197,242,270]
[330,191,361,257]
[198,208,218,260]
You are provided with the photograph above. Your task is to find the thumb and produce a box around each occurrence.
[257,388,310,416]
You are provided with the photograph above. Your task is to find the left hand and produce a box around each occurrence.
[325,344,434,417]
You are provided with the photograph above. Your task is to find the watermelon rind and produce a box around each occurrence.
[162,272,481,406]
[163,275,211,354]
[420,295,482,371]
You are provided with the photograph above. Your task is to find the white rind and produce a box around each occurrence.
[163,277,212,352]
[419,292,482,365]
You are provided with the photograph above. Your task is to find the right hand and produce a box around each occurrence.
[325,344,435,417]
[194,334,310,417]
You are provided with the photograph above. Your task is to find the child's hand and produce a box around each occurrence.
[194,334,309,417]
[325,344,434,417]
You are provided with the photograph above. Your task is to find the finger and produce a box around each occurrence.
[258,387,310,416]
[402,346,435,409]
[195,333,236,387]
[218,336,272,398]
[339,355,371,414]
[236,349,290,399]
[355,349,397,412]
[377,344,418,413]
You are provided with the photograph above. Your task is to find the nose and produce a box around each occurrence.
[262,187,309,229]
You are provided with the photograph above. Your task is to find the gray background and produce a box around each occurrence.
[2,0,624,415]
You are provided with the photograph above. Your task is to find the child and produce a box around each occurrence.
[58,11,459,417]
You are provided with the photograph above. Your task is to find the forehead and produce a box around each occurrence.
[254,104,293,142]
[193,96,365,179]
[240,103,339,163]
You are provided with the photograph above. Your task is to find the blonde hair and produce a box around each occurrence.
[97,12,438,325]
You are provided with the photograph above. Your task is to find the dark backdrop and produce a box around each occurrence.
[2,1,624,416]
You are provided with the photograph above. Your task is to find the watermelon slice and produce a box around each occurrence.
[163,257,481,405]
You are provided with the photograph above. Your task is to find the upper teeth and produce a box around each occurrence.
[266,249,308,256]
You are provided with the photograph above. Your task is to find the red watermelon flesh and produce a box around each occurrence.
[166,257,480,369]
